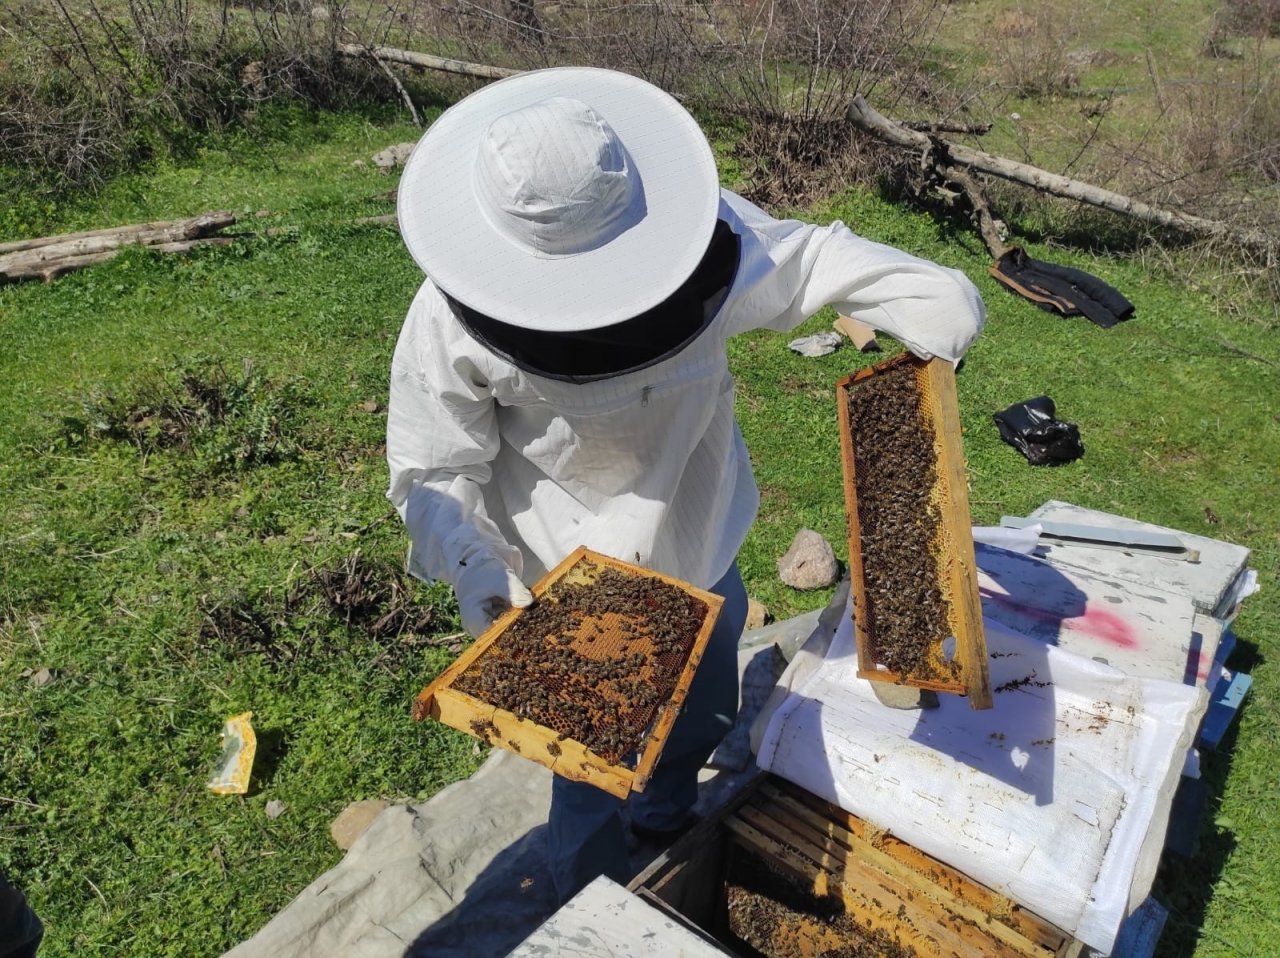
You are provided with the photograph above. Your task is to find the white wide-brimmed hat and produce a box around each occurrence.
[397,67,721,333]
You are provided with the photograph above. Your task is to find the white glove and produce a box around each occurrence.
[455,554,534,638]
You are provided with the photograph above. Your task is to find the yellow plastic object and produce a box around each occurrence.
[207,711,257,795]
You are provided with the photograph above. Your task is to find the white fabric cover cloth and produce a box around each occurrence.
[754,596,1206,953]
[386,189,984,590]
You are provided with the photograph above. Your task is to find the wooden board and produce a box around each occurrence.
[413,546,724,799]
[836,354,991,708]
[1026,500,1252,618]
[973,542,1210,687]
[509,876,731,957]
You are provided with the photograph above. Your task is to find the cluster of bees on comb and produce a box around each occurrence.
[845,363,954,679]
[452,564,708,765]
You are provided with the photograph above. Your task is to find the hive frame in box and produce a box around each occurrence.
[630,774,1083,957]
[836,353,992,708]
[413,546,724,799]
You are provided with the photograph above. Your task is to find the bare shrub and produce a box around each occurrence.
[56,356,308,473]
[990,6,1080,97]
[372,0,949,207]
[0,0,388,187]
[1223,0,1280,37]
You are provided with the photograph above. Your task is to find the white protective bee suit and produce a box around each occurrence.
[387,68,984,905]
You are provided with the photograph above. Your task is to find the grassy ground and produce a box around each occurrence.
[2,102,1277,956]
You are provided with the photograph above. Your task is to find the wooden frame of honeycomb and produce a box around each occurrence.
[836,353,992,708]
[413,546,725,798]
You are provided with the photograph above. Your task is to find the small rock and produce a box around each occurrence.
[787,331,842,358]
[777,530,839,590]
[372,142,417,171]
[330,799,390,850]
[745,598,769,631]
[265,799,287,820]
[30,667,53,688]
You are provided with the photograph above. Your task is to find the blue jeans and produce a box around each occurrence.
[547,561,749,903]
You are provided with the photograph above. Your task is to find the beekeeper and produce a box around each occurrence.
[387,67,984,904]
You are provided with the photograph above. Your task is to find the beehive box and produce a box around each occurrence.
[631,775,1080,957]
[413,547,724,799]
[836,353,992,708]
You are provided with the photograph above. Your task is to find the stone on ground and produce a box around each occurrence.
[777,530,839,590]
[330,799,390,850]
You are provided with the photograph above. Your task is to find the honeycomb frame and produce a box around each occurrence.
[836,353,992,708]
[413,546,725,798]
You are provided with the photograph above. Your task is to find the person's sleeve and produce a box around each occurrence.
[385,288,523,587]
[727,195,985,361]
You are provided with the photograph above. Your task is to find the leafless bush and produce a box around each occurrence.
[367,0,948,206]
[990,6,1081,98]
[0,0,388,187]
[1223,0,1280,37]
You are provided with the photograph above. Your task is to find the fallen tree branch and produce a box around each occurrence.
[0,211,237,257]
[0,209,402,283]
[354,43,423,127]
[335,43,520,81]
[938,165,1010,258]
[847,95,1276,254]
[0,213,241,284]
[902,119,992,136]
[4,237,235,283]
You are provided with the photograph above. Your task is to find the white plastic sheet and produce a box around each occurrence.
[755,597,1206,953]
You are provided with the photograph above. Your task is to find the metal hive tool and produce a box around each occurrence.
[836,354,992,708]
[413,547,725,798]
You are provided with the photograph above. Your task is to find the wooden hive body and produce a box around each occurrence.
[836,353,992,708]
[414,546,724,799]
[631,775,1080,957]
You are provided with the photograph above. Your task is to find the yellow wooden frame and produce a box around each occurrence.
[413,546,725,798]
[836,353,991,708]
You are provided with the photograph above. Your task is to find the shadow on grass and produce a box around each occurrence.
[247,727,290,796]
[1151,631,1264,957]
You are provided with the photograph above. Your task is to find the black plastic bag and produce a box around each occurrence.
[993,396,1084,466]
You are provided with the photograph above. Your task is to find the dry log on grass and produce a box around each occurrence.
[1,212,239,284]
[0,209,403,284]
[0,211,237,257]
[335,44,520,81]
[847,95,1276,255]
[14,238,236,283]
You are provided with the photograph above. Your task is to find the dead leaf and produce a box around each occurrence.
[359,400,382,414]
[31,667,53,688]
[265,799,287,820]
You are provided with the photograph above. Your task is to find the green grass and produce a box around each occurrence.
[2,103,1278,956]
